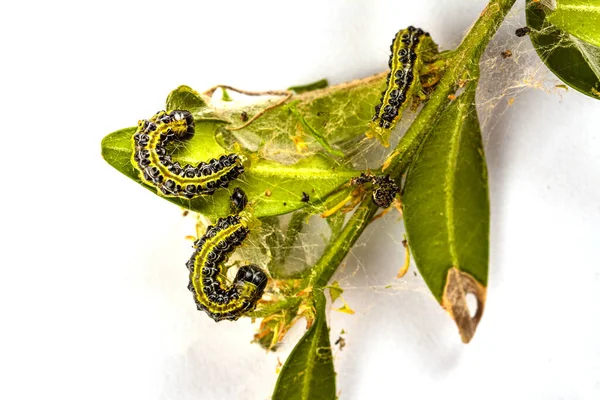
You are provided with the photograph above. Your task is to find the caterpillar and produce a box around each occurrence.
[186,189,268,322]
[367,26,437,147]
[351,173,399,208]
[132,110,246,198]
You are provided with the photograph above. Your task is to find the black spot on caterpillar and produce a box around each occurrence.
[351,173,399,208]
[132,110,246,199]
[368,26,437,147]
[186,189,268,322]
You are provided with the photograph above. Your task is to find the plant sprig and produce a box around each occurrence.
[100,0,600,396]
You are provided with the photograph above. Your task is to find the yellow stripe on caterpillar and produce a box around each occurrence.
[186,188,268,322]
[367,26,438,147]
[132,110,247,198]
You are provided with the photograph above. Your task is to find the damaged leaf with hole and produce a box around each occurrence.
[402,78,489,343]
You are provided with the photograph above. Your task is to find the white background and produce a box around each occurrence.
[1,0,599,399]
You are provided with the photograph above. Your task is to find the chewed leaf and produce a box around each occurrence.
[442,267,486,343]
[547,0,600,48]
[213,74,385,149]
[327,281,344,303]
[101,120,357,218]
[402,80,489,343]
[527,0,600,100]
[101,78,388,217]
[334,299,355,315]
[165,85,209,114]
[272,291,336,400]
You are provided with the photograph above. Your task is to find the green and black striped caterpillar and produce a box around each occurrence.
[368,26,437,147]
[186,188,268,322]
[351,173,399,208]
[132,110,246,198]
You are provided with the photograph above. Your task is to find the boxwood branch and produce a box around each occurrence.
[305,0,516,292]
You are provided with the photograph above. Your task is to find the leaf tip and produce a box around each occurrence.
[442,267,486,343]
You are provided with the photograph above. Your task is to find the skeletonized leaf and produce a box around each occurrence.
[101,79,390,217]
[402,81,489,343]
[527,0,600,100]
[272,291,336,400]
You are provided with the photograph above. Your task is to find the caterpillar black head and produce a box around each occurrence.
[164,110,195,139]
[230,187,248,213]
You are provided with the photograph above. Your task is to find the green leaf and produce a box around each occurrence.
[288,79,329,94]
[165,85,209,114]
[101,120,358,218]
[547,0,600,48]
[327,281,343,304]
[101,79,387,217]
[527,0,600,99]
[402,81,489,343]
[272,291,336,400]
[220,87,233,102]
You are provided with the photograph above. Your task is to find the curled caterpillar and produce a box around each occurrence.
[368,26,437,147]
[186,189,268,322]
[351,173,399,208]
[132,110,246,198]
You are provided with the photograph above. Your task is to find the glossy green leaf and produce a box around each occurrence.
[272,291,336,400]
[527,0,600,99]
[547,0,600,48]
[101,120,358,218]
[402,81,489,343]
